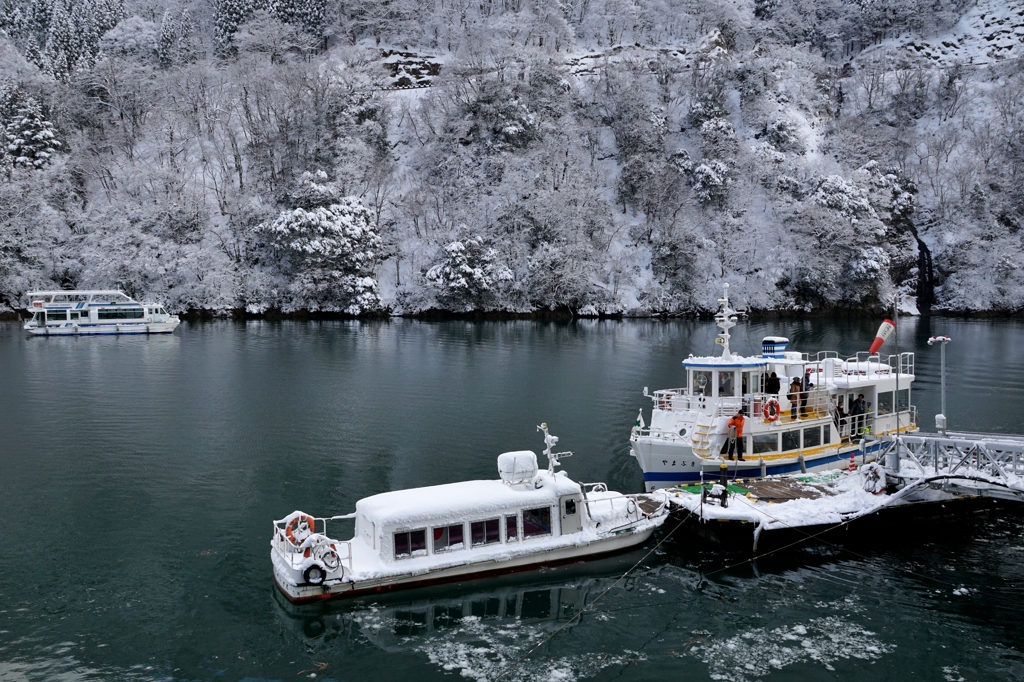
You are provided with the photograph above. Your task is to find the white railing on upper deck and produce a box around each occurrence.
[840,352,915,377]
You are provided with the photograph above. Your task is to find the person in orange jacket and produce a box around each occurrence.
[726,409,745,461]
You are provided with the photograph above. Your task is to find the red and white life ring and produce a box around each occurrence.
[763,398,780,422]
[285,514,316,545]
[661,393,675,411]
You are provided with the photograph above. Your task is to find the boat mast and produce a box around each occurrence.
[715,283,739,361]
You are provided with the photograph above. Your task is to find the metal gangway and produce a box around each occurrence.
[873,431,1024,502]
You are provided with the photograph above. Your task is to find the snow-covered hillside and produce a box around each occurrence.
[0,0,1021,316]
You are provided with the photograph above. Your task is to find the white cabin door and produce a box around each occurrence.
[560,495,582,534]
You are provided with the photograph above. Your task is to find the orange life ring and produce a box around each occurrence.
[285,514,316,545]
[763,398,780,422]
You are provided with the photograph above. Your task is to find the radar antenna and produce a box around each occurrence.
[537,423,573,473]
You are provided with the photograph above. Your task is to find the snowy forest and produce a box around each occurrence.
[1,0,1022,316]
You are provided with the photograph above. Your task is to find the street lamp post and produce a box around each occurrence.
[927,335,951,435]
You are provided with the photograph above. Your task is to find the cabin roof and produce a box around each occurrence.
[27,290,130,296]
[683,354,767,368]
[356,471,580,528]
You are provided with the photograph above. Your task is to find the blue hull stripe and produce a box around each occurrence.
[642,443,884,484]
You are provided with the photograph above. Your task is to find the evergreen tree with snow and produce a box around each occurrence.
[271,0,325,36]
[91,0,124,34]
[23,33,45,71]
[177,9,196,64]
[4,97,62,169]
[71,0,99,70]
[44,0,77,80]
[215,0,264,55]
[259,172,383,314]
[157,9,176,67]
[426,237,513,311]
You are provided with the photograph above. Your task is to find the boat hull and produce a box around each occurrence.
[25,321,180,336]
[274,525,657,604]
[632,439,884,491]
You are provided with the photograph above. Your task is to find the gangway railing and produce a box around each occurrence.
[877,432,1024,481]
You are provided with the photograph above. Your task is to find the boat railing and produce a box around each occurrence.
[834,406,918,440]
[841,352,915,377]
[649,389,698,411]
[796,350,840,363]
[272,515,354,571]
[579,486,655,527]
[630,427,689,442]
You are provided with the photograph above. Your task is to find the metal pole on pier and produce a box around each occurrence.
[927,335,951,435]
[891,295,900,472]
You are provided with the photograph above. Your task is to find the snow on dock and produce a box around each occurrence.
[667,432,1024,552]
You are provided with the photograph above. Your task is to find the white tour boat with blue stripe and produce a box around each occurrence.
[630,285,918,491]
[23,290,180,336]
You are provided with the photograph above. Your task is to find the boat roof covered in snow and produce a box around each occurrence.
[355,451,581,530]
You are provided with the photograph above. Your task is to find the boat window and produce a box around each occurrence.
[505,515,518,541]
[803,426,821,448]
[471,597,502,618]
[564,499,577,516]
[98,308,145,320]
[897,389,909,412]
[752,434,779,454]
[33,312,43,323]
[523,507,551,538]
[394,529,427,559]
[471,518,501,546]
[692,370,712,395]
[718,371,735,397]
[69,311,79,320]
[823,425,832,444]
[46,310,67,321]
[742,372,760,395]
[782,430,800,451]
[433,523,465,552]
[877,391,894,415]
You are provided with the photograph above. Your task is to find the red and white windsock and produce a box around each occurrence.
[868,319,896,354]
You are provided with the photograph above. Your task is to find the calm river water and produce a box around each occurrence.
[1,317,1023,681]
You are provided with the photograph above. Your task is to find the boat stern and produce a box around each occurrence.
[271,512,351,602]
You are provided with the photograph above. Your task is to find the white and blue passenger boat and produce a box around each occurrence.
[630,285,918,490]
[23,290,180,336]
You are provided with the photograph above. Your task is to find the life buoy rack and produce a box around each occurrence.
[763,398,781,422]
[285,514,316,545]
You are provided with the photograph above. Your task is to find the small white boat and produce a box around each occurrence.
[23,290,180,335]
[630,284,918,490]
[272,425,669,603]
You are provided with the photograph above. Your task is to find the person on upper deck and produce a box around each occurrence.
[765,372,781,395]
[726,409,745,461]
[801,371,814,417]
[851,394,867,434]
[787,377,803,420]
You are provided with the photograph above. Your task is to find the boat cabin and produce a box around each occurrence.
[353,451,585,563]
[650,336,916,456]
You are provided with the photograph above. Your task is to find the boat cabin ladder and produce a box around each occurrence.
[692,416,715,458]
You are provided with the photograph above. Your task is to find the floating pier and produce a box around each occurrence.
[666,431,1024,552]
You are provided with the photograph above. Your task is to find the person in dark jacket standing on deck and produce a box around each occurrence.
[850,394,867,435]
[765,372,781,395]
